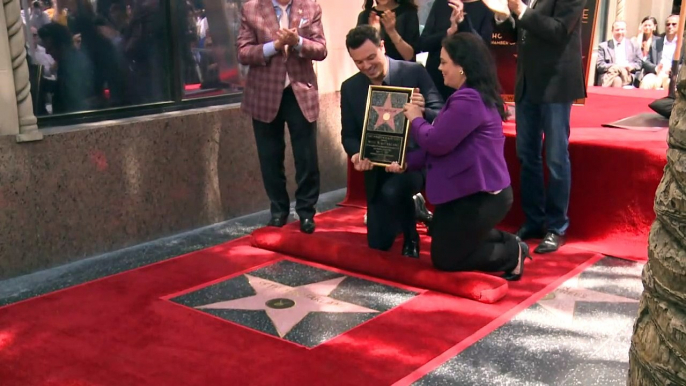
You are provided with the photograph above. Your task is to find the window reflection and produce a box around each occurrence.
[177,0,244,99]
[23,0,171,116]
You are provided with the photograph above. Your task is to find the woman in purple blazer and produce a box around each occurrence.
[389,32,531,280]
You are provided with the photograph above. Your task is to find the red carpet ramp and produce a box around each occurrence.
[0,230,603,386]
[251,225,508,304]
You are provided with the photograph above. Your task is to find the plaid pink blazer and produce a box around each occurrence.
[237,0,327,123]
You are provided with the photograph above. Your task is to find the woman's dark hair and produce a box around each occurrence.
[363,0,418,11]
[442,33,509,121]
[641,16,660,36]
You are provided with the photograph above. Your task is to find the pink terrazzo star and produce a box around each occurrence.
[371,94,404,132]
[537,276,638,322]
[196,275,378,337]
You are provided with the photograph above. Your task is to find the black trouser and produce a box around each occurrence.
[431,187,519,272]
[252,87,320,220]
[367,171,424,250]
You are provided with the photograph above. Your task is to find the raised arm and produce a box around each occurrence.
[388,9,420,60]
[417,0,445,53]
[418,0,477,53]
[410,89,484,156]
[295,3,327,61]
[515,0,586,45]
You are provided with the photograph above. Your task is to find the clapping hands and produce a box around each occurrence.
[274,28,299,51]
[507,0,526,16]
[368,9,398,34]
[446,0,464,35]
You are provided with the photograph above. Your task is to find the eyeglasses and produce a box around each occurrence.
[666,22,677,26]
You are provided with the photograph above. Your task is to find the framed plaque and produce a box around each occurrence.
[360,85,414,167]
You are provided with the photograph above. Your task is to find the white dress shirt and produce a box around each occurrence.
[613,38,627,65]
[660,36,677,69]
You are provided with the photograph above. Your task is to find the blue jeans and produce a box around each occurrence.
[515,96,572,236]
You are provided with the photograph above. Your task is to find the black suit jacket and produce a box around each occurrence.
[503,0,587,103]
[340,57,444,201]
[641,36,664,76]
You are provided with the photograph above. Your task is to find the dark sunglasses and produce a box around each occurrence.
[666,22,677,26]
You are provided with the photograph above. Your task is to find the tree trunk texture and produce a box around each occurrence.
[627,67,686,384]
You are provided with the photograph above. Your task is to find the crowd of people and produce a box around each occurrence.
[20,0,243,116]
[596,14,681,90]
[238,0,590,281]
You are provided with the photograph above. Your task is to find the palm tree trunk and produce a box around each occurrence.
[626,52,686,386]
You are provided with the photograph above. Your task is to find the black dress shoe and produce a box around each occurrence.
[534,232,564,254]
[502,237,533,281]
[267,216,288,227]
[516,227,547,241]
[413,193,433,224]
[401,237,420,258]
[300,218,316,234]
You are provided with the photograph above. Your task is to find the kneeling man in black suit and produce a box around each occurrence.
[340,25,444,257]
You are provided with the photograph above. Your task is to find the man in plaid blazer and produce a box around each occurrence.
[237,0,327,234]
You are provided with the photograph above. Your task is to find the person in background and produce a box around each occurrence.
[341,25,443,258]
[634,16,661,88]
[357,0,419,61]
[631,16,658,53]
[388,33,530,280]
[236,0,327,234]
[493,0,586,254]
[37,22,95,114]
[29,0,51,31]
[595,20,643,88]
[640,15,680,90]
[419,0,489,101]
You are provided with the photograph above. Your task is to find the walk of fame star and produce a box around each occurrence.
[196,275,378,337]
[168,260,417,347]
[537,276,638,322]
[371,93,404,133]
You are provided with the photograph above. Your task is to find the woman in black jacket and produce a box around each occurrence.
[357,0,420,61]
[419,0,494,100]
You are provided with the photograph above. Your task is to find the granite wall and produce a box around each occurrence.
[0,92,348,279]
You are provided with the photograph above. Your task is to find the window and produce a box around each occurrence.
[176,0,245,100]
[21,0,245,127]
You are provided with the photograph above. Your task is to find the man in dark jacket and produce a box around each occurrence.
[495,0,587,253]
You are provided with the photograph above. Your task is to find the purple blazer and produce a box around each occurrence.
[406,86,510,205]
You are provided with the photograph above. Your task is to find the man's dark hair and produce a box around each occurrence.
[37,23,73,50]
[345,25,381,50]
[442,32,509,121]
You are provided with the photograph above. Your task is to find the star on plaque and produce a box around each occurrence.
[371,93,405,133]
[196,275,378,338]
[167,260,417,347]
[537,277,638,322]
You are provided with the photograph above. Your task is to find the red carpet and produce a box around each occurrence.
[0,226,602,385]
[252,209,509,304]
[342,87,666,261]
